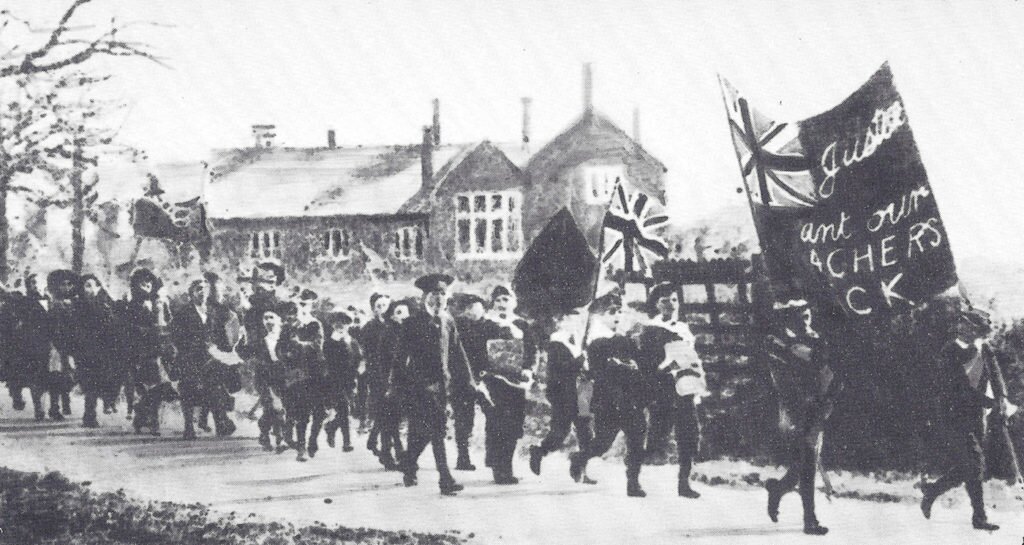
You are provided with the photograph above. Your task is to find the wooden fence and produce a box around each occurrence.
[647,254,769,364]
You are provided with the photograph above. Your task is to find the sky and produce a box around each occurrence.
[7,0,1024,268]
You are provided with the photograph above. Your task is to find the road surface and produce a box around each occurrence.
[0,395,1020,545]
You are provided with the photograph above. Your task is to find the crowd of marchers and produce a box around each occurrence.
[0,261,1013,536]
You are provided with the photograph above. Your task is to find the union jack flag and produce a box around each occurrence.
[602,182,669,273]
[719,77,817,208]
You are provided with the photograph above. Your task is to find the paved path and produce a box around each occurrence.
[1,395,1021,545]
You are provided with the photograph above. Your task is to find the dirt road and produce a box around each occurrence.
[0,395,1020,545]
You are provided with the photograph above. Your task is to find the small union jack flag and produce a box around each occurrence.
[602,182,669,273]
[719,77,817,208]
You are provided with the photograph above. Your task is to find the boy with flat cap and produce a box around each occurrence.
[921,303,1008,532]
[529,306,594,482]
[569,290,652,496]
[396,273,481,496]
[763,300,835,536]
[637,282,703,498]
[480,286,535,484]
[323,310,359,453]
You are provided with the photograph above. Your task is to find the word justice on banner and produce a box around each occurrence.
[720,63,958,318]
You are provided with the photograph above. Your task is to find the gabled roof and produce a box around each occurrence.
[525,110,666,199]
[398,141,525,213]
[202,144,466,219]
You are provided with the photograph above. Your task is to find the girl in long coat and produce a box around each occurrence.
[120,269,173,435]
[75,274,119,427]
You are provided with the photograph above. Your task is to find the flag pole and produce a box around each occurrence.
[581,177,621,348]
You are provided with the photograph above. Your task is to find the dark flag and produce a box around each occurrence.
[131,175,212,258]
[512,208,598,318]
[719,63,958,318]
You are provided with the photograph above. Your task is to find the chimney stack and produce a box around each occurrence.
[583,63,593,114]
[421,126,433,190]
[252,124,276,148]
[327,129,336,149]
[432,98,441,146]
[521,97,532,151]
[632,107,641,145]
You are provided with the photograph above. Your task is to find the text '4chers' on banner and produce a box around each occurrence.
[719,63,957,318]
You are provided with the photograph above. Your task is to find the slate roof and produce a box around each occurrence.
[91,112,653,220]
[525,110,666,201]
[202,144,467,219]
[398,141,526,214]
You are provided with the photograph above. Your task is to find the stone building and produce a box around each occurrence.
[111,64,668,283]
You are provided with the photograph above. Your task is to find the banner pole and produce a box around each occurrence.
[581,177,621,348]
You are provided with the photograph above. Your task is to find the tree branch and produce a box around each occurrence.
[0,0,166,78]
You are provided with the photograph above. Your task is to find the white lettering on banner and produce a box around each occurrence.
[867,186,931,232]
[809,249,824,273]
[853,244,874,274]
[799,211,852,244]
[880,273,912,307]
[880,235,897,267]
[826,249,847,278]
[846,286,871,315]
[819,100,907,199]
[907,218,943,258]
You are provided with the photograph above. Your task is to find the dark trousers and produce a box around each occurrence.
[124,368,136,415]
[483,379,526,472]
[368,379,404,456]
[307,403,327,452]
[538,385,592,455]
[29,384,59,418]
[183,385,234,436]
[401,390,455,486]
[325,392,353,448]
[258,400,286,447]
[927,418,988,521]
[646,390,674,454]
[84,392,99,423]
[22,372,70,419]
[454,396,476,460]
[132,384,164,432]
[673,396,701,481]
[580,405,647,474]
[283,384,319,452]
[7,382,26,409]
[374,394,405,462]
[776,440,820,524]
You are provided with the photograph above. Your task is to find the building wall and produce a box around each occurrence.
[524,121,666,251]
[210,214,430,283]
[426,143,529,282]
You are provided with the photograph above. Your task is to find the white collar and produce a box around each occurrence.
[550,330,582,359]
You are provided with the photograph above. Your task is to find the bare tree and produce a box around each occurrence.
[0,1,160,281]
[0,0,163,79]
[41,71,140,273]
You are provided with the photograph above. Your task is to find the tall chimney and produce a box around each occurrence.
[521,97,532,151]
[432,98,441,146]
[421,126,433,189]
[327,129,336,149]
[583,63,593,114]
[632,107,641,145]
[251,124,276,148]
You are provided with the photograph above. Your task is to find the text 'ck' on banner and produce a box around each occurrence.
[719,63,958,319]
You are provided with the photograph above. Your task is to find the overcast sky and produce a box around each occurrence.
[11,0,1024,265]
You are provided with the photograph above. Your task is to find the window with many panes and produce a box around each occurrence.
[321,227,353,260]
[583,164,628,204]
[393,226,424,261]
[249,230,281,259]
[455,190,523,259]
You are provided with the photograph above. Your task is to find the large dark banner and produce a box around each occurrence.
[720,63,958,318]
